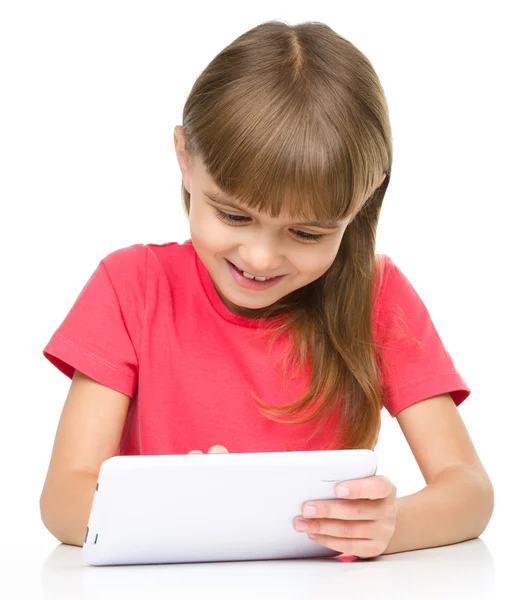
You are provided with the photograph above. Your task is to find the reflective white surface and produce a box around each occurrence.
[4,526,519,600]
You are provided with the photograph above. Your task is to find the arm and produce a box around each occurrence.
[40,470,99,547]
[382,463,494,555]
[383,393,494,555]
[40,370,131,547]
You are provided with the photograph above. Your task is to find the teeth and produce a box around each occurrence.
[243,271,273,281]
[230,261,276,281]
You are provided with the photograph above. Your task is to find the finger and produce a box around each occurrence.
[306,533,384,559]
[188,450,204,454]
[207,445,229,453]
[301,498,389,521]
[336,475,395,500]
[294,516,377,539]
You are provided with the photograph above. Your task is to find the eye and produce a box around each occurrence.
[214,210,324,243]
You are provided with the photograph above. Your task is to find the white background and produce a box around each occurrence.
[1,1,523,597]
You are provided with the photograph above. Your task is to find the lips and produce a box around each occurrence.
[228,260,242,272]
[228,260,278,279]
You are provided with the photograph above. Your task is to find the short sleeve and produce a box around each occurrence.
[42,244,148,398]
[374,256,471,417]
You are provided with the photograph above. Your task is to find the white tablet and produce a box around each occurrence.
[83,449,378,566]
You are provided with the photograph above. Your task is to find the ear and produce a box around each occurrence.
[375,171,387,189]
[174,125,192,194]
[174,125,189,170]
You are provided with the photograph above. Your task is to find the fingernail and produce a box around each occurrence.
[303,505,317,517]
[295,520,309,531]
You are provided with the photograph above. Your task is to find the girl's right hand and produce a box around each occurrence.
[188,445,229,454]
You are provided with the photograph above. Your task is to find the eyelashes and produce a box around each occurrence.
[214,210,324,243]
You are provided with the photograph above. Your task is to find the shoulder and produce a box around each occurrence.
[101,243,149,273]
[99,241,196,304]
[373,253,418,309]
[372,253,395,311]
[372,253,428,340]
[100,241,190,282]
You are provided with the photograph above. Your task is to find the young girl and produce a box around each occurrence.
[39,20,494,561]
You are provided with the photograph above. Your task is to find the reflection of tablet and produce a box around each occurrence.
[83,449,377,566]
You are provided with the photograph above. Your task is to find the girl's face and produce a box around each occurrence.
[174,127,353,316]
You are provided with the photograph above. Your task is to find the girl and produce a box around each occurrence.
[39,20,494,561]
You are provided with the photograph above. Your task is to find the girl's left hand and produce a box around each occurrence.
[293,475,398,559]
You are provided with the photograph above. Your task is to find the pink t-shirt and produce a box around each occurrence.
[43,239,470,561]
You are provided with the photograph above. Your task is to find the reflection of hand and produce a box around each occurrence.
[187,445,230,454]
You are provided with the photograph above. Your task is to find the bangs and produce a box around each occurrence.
[195,80,384,225]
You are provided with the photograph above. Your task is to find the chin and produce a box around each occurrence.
[231,295,277,310]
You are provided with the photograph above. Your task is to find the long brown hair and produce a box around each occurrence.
[180,20,393,450]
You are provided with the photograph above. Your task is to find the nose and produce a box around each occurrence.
[238,240,282,274]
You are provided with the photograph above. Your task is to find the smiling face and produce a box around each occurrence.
[174,126,379,317]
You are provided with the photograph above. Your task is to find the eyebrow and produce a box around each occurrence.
[204,192,343,229]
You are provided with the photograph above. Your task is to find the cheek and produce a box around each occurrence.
[315,260,336,277]
[301,249,338,272]
[190,214,228,250]
[304,251,339,279]
[289,257,332,283]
